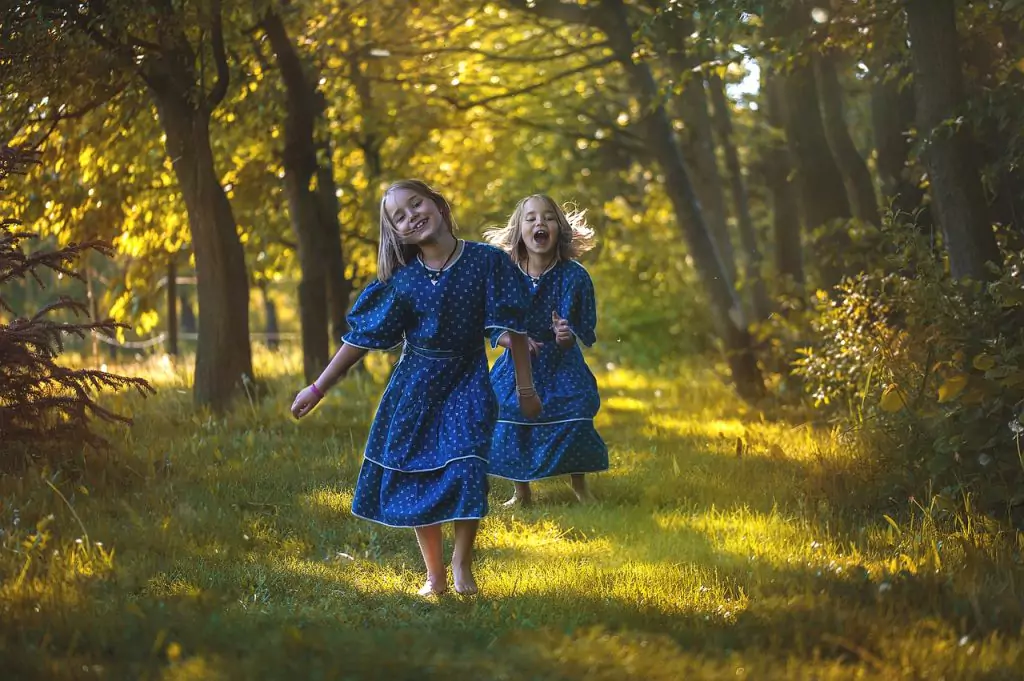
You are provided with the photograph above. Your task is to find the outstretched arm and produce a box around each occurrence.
[291,343,370,419]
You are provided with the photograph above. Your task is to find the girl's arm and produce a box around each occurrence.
[495,330,542,355]
[291,343,370,419]
[507,331,542,419]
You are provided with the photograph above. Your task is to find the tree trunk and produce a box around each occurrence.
[264,11,331,382]
[660,15,737,289]
[674,77,738,288]
[708,73,772,321]
[906,0,999,280]
[315,144,352,344]
[870,55,925,221]
[150,88,254,411]
[179,289,197,334]
[813,51,880,225]
[166,256,178,357]
[762,69,805,295]
[260,282,280,351]
[599,0,763,400]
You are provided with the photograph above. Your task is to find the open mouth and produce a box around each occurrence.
[532,228,550,246]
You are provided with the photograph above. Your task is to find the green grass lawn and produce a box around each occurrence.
[2,349,1023,679]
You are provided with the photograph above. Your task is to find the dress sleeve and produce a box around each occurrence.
[341,279,409,350]
[565,266,597,348]
[484,247,529,348]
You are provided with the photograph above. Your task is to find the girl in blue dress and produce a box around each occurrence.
[291,180,541,597]
[485,194,608,506]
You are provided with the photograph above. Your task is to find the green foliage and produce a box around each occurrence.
[794,217,1024,518]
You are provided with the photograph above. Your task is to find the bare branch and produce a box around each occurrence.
[444,55,616,110]
[207,0,231,108]
[503,0,598,27]
[384,41,609,64]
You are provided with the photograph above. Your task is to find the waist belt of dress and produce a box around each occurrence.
[403,341,483,360]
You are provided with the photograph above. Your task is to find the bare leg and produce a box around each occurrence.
[502,481,533,507]
[570,474,595,503]
[452,519,479,595]
[413,524,447,596]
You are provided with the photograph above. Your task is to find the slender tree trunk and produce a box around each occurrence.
[260,282,280,351]
[762,69,805,295]
[813,51,880,225]
[599,0,763,399]
[315,145,352,344]
[660,14,737,288]
[166,256,178,357]
[906,0,999,280]
[764,3,851,289]
[264,11,330,382]
[150,87,254,410]
[675,77,738,288]
[708,73,772,321]
[179,289,197,334]
[870,51,924,221]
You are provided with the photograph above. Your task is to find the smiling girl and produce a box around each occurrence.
[485,194,608,506]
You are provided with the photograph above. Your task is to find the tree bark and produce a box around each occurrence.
[315,145,352,344]
[166,256,178,357]
[905,0,999,280]
[762,69,805,295]
[870,55,924,221]
[813,51,880,225]
[179,289,197,335]
[658,13,737,289]
[599,0,763,399]
[260,282,280,351]
[708,73,772,321]
[263,11,331,382]
[149,85,253,411]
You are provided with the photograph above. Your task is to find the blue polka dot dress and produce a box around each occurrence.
[488,260,608,482]
[342,241,528,527]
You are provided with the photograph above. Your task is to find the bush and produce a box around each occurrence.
[0,146,153,471]
[793,216,1024,520]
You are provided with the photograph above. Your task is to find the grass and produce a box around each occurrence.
[1,347,1023,679]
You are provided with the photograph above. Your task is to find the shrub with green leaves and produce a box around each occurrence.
[794,219,1024,519]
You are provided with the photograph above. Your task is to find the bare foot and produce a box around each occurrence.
[570,476,595,504]
[452,560,478,596]
[417,574,447,597]
[502,493,532,507]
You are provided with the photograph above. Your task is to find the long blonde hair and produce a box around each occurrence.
[377,179,457,282]
[484,194,595,265]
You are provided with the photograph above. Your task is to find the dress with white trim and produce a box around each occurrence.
[343,241,528,527]
[488,259,608,482]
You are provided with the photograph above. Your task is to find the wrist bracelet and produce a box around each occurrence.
[310,382,325,399]
[517,385,537,397]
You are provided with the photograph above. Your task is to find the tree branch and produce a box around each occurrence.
[384,41,609,64]
[207,0,231,108]
[443,56,616,110]
[502,0,598,26]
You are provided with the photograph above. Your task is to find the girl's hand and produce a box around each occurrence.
[527,337,544,356]
[551,311,574,349]
[517,390,542,419]
[291,385,323,419]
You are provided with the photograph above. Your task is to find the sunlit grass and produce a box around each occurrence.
[1,351,1022,678]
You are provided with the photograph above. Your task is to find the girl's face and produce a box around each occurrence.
[385,188,445,245]
[520,196,560,258]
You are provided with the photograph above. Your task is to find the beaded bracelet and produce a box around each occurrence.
[310,382,325,399]
[516,385,537,397]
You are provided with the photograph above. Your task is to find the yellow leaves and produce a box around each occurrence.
[937,374,968,403]
[972,353,996,371]
[879,385,906,413]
